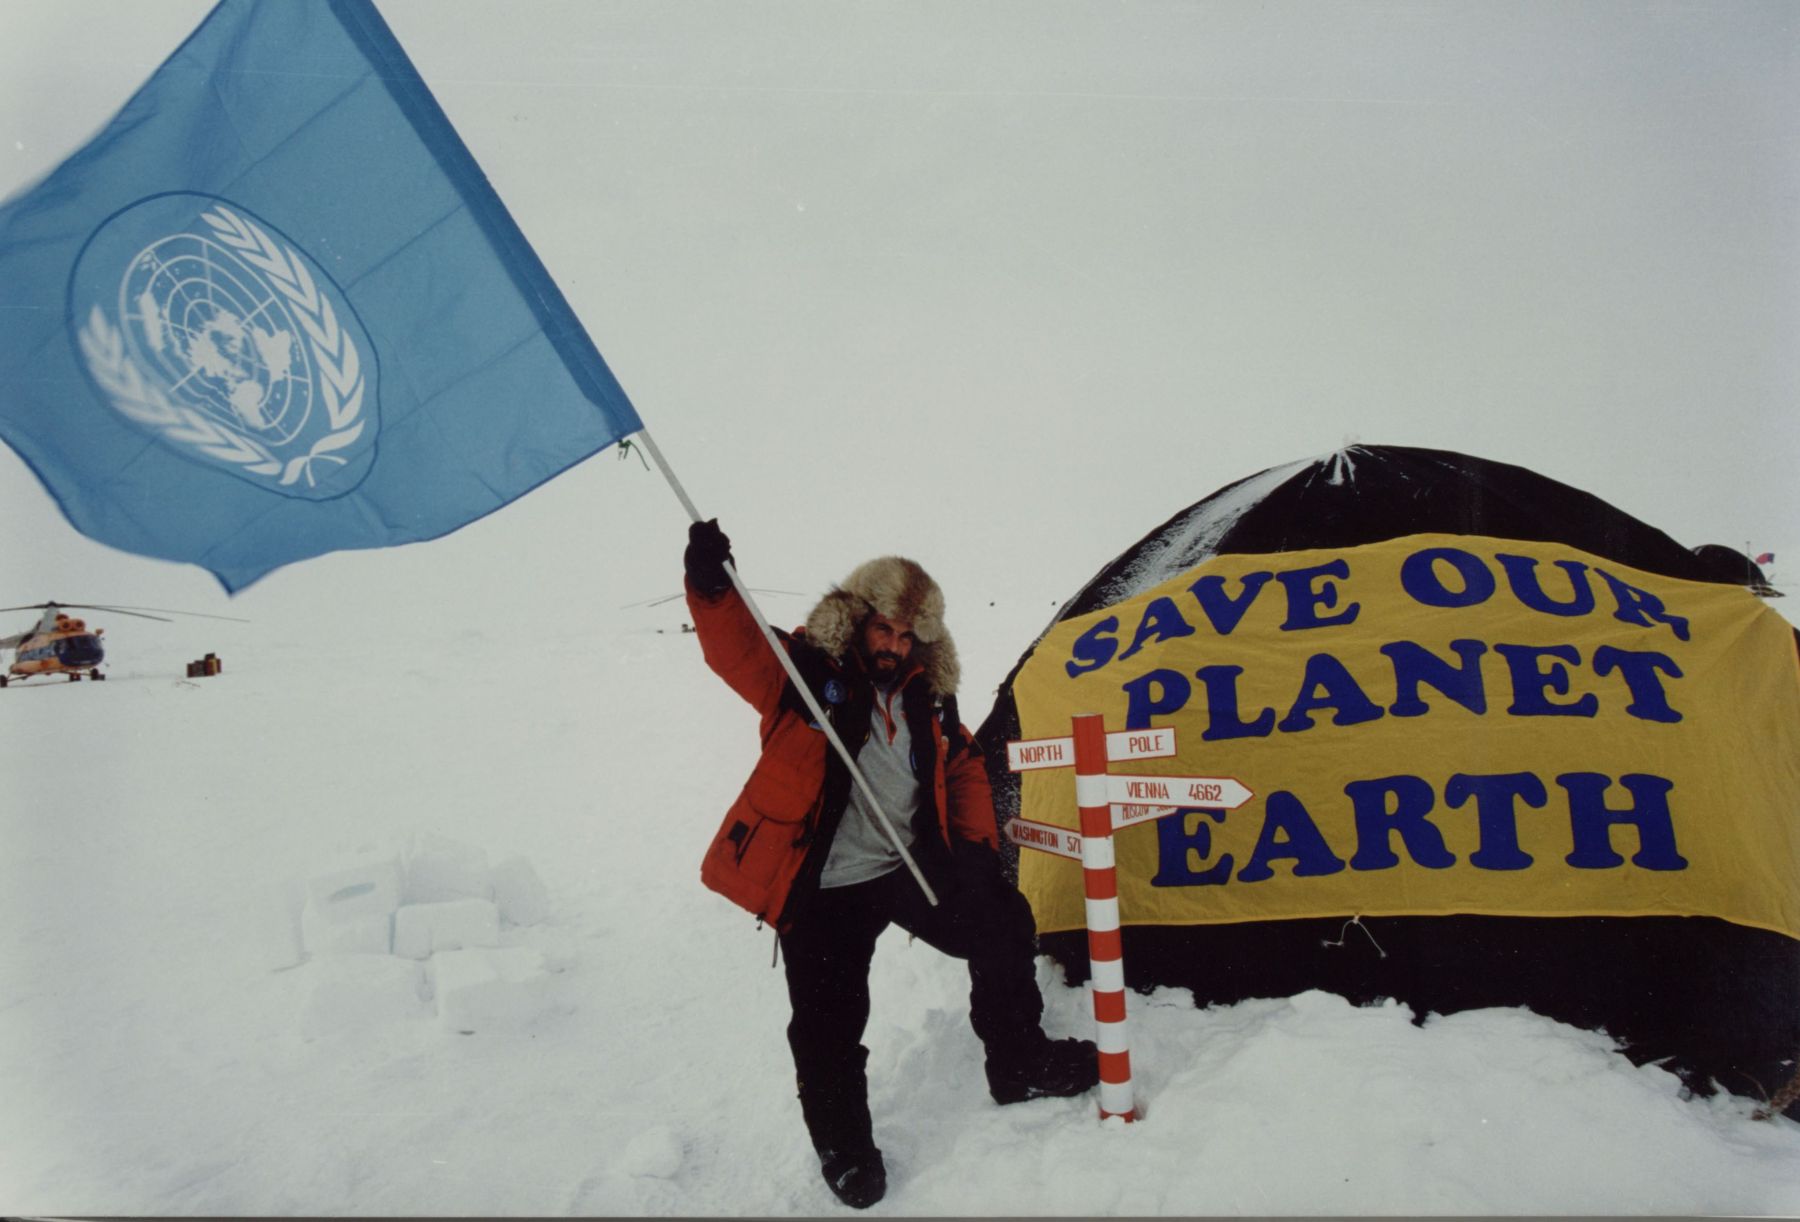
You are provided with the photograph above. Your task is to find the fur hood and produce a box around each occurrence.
[803,555,960,697]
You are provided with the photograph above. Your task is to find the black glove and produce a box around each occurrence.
[684,518,734,597]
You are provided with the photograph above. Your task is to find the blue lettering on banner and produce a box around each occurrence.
[1495,553,1597,617]
[1233,791,1347,882]
[1381,639,1488,717]
[1444,772,1546,871]
[1065,544,1698,679]
[1116,596,1196,663]
[1195,666,1276,740]
[1050,541,1705,901]
[1594,569,1692,642]
[1277,653,1385,733]
[1064,558,1363,678]
[1122,668,1192,730]
[1150,770,1689,888]
[1064,615,1121,677]
[1560,772,1688,870]
[1149,808,1232,886]
[1346,774,1455,871]
[1592,646,1683,723]
[1277,560,1362,631]
[1400,546,1496,608]
[1188,571,1273,636]
[1494,643,1600,717]
[1114,642,1688,738]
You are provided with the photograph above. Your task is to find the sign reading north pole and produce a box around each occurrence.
[1007,726,1176,771]
[1003,716,1258,1125]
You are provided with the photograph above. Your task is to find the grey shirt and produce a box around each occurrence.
[819,681,921,888]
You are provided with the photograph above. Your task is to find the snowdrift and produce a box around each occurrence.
[976,445,1800,1117]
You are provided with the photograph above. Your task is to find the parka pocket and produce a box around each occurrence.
[740,748,821,825]
[701,793,817,918]
[724,817,757,865]
[699,714,828,920]
[718,813,785,889]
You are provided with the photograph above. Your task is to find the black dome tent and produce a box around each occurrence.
[977,445,1798,1116]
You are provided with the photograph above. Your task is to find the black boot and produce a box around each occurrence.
[796,1045,886,1205]
[986,1035,1099,1105]
[818,1145,887,1209]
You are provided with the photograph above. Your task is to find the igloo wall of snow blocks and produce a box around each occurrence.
[299,956,430,1040]
[293,836,562,1036]
[300,853,403,956]
[490,855,551,927]
[429,947,555,1034]
[401,832,493,904]
[393,897,501,959]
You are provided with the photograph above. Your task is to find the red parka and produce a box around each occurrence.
[689,579,997,931]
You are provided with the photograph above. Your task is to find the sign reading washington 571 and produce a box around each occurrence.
[70,193,378,499]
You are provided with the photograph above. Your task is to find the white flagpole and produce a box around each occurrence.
[634,428,940,908]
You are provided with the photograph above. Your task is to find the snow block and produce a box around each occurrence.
[490,856,551,927]
[305,854,402,912]
[298,955,428,1039]
[392,898,501,960]
[298,853,402,955]
[402,832,492,904]
[301,896,392,956]
[304,854,402,918]
[429,947,555,1033]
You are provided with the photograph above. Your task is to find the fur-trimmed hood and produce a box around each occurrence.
[803,555,960,696]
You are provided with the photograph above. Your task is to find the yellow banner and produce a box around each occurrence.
[1013,534,1800,941]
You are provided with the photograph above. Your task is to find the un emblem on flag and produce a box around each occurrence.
[70,194,378,498]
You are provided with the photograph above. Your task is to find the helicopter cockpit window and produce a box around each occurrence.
[59,635,103,665]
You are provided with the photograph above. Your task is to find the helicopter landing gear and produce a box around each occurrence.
[68,673,80,682]
[92,671,106,681]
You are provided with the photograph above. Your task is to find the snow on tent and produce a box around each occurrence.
[976,445,1800,1117]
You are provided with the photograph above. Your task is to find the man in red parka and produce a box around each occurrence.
[685,520,1097,1209]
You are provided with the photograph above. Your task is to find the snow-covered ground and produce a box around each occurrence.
[4,0,1799,1214]
[2,605,1796,1216]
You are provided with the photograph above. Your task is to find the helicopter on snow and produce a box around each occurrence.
[0,601,247,687]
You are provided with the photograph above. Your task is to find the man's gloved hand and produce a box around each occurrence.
[684,518,735,597]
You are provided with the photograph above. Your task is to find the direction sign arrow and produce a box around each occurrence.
[1004,817,1083,860]
[1105,773,1254,810]
[1111,802,1184,830]
[1007,726,1177,772]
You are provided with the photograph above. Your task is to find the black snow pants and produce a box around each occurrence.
[778,842,1045,1156]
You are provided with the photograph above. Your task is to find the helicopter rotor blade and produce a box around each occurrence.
[0,601,171,623]
[617,587,807,609]
[68,606,176,622]
[0,601,248,623]
[74,603,249,623]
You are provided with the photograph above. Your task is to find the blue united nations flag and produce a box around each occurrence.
[0,0,642,592]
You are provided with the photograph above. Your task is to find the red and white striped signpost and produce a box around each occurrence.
[1070,713,1136,1121]
[1006,714,1254,1123]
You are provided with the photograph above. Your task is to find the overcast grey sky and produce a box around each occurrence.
[1,1,1794,667]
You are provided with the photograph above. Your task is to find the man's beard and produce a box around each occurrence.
[864,649,902,677]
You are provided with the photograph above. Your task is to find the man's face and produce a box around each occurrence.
[858,612,916,681]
